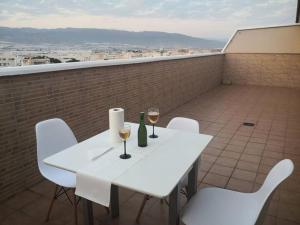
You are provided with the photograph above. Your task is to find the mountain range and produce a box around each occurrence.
[0,27,225,48]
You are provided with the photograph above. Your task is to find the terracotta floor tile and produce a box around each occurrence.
[265,144,284,153]
[252,132,268,139]
[231,135,250,142]
[246,142,265,150]
[258,164,273,174]
[244,147,264,156]
[1,211,36,225]
[0,204,15,221]
[217,131,235,139]
[279,190,300,205]
[263,151,284,160]
[228,139,248,147]
[30,180,55,198]
[202,147,222,156]
[261,157,281,167]
[255,173,267,185]
[277,203,300,223]
[212,136,231,144]
[240,154,261,163]
[236,160,260,172]
[199,161,213,172]
[220,151,241,159]
[202,173,229,188]
[232,169,257,182]
[225,144,244,153]
[207,141,227,149]
[262,215,277,225]
[201,154,218,163]
[276,218,300,225]
[266,200,279,217]
[4,190,41,210]
[226,178,253,192]
[209,164,234,177]
[249,137,267,144]
[215,157,238,168]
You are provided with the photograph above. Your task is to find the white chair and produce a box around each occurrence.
[136,117,200,223]
[36,118,78,224]
[167,117,200,191]
[182,159,294,225]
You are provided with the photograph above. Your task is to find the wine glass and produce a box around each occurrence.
[119,124,131,159]
[148,108,160,138]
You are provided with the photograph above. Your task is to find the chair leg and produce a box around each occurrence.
[72,189,78,225]
[136,195,150,223]
[46,185,58,221]
[105,206,110,214]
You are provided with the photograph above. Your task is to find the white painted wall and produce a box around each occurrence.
[223,24,300,54]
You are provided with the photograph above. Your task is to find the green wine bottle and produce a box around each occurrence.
[138,112,147,147]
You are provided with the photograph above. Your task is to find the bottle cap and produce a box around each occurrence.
[140,112,145,119]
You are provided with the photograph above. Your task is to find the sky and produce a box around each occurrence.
[0,0,298,40]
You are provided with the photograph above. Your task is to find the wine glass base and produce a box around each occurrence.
[120,154,131,159]
[149,134,158,138]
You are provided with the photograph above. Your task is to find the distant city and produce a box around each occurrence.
[0,27,225,68]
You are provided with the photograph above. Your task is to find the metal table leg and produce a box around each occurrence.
[169,184,179,225]
[111,185,119,218]
[82,198,94,225]
[187,158,199,200]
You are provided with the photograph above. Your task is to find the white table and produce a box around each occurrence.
[44,123,212,225]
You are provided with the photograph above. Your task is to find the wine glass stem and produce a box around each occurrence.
[152,124,155,136]
[124,140,127,155]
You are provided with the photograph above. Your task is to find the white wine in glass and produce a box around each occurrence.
[119,124,131,159]
[148,108,159,138]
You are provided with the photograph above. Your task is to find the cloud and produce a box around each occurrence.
[0,0,297,39]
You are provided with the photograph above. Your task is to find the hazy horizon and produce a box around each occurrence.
[0,26,227,42]
[0,0,297,40]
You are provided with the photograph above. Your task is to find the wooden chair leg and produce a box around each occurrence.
[73,190,78,225]
[136,195,150,223]
[46,185,58,221]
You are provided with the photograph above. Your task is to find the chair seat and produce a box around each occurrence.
[182,187,260,225]
[41,165,76,188]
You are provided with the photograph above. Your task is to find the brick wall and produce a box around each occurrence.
[0,55,224,200]
[223,54,300,88]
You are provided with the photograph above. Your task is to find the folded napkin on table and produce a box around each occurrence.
[87,147,113,161]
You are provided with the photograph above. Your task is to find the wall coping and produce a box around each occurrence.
[0,53,223,77]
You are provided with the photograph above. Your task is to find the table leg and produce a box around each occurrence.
[110,185,119,218]
[169,184,179,225]
[187,158,199,200]
[82,198,94,225]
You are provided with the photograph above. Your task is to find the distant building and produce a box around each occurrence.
[0,56,16,67]
[22,56,51,65]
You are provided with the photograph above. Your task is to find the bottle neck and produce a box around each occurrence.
[139,113,145,124]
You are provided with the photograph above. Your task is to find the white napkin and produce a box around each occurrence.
[76,169,112,207]
[75,149,144,207]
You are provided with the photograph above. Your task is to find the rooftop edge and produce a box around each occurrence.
[0,53,223,77]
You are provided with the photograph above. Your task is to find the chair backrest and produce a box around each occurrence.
[256,159,294,202]
[167,117,199,133]
[253,159,293,225]
[35,118,78,172]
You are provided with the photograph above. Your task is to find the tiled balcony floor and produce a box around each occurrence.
[1,85,300,225]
